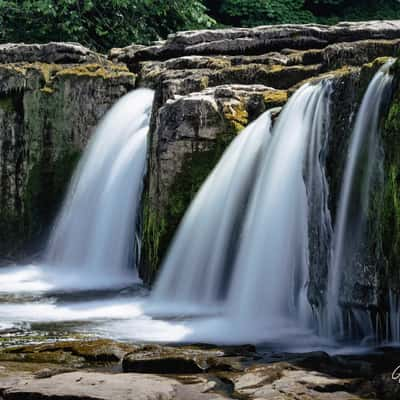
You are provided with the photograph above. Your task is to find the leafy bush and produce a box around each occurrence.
[0,0,215,50]
[219,0,316,26]
[1,0,400,50]
[210,0,400,27]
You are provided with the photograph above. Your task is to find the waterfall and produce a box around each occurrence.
[42,88,154,288]
[227,82,332,331]
[152,81,333,343]
[152,111,273,309]
[326,61,394,340]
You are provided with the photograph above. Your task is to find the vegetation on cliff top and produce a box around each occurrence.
[0,0,399,50]
[208,0,400,26]
[0,0,215,51]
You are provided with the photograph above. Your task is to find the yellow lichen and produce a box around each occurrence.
[0,64,27,75]
[269,64,285,73]
[40,86,54,94]
[363,56,392,70]
[223,101,248,133]
[56,63,134,80]
[291,65,358,92]
[25,62,61,83]
[263,90,288,108]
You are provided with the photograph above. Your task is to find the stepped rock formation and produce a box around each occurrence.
[133,21,400,296]
[1,21,400,317]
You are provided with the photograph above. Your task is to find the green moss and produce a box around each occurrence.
[23,149,81,238]
[262,90,288,108]
[363,57,392,72]
[0,97,14,112]
[143,136,235,282]
[380,84,400,292]
[142,194,167,282]
[56,63,134,80]
[222,102,248,133]
[40,86,54,94]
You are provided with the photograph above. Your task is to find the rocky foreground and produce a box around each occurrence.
[0,339,399,399]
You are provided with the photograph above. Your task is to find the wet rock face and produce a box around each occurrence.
[141,84,287,281]
[0,58,135,258]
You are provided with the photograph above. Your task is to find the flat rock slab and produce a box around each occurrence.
[122,344,256,374]
[0,42,102,64]
[111,20,400,63]
[0,371,232,400]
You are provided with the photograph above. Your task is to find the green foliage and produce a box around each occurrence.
[219,0,316,26]
[1,0,400,51]
[314,0,400,24]
[379,65,400,290]
[208,0,400,27]
[0,0,215,50]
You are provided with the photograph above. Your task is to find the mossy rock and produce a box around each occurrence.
[142,141,231,283]
[379,62,400,294]
[0,339,137,366]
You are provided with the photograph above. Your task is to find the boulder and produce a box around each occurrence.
[0,42,103,64]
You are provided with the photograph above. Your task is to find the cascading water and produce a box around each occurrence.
[149,81,334,345]
[0,65,397,349]
[325,61,394,341]
[226,82,333,335]
[152,111,273,309]
[46,88,153,281]
[0,88,154,292]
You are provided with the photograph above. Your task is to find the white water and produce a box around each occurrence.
[326,61,394,339]
[0,69,397,350]
[227,82,332,333]
[0,88,154,293]
[149,81,333,343]
[153,111,273,308]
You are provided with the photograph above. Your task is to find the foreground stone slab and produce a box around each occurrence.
[0,371,232,400]
[232,364,366,400]
[1,340,400,399]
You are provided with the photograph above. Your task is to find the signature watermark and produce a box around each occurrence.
[392,365,400,382]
